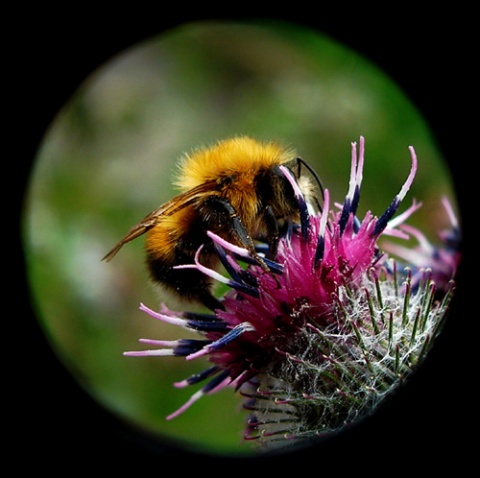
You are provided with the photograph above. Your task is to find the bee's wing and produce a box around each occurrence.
[102,181,217,262]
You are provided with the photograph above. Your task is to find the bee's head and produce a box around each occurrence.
[277,157,323,217]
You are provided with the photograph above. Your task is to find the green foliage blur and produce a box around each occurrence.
[23,20,456,456]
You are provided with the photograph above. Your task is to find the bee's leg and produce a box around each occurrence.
[262,205,280,260]
[258,206,283,291]
[202,196,270,273]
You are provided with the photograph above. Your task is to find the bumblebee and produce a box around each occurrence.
[103,136,320,310]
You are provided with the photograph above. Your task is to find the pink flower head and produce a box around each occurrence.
[125,137,460,448]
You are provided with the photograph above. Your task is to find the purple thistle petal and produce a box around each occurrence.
[279,165,310,238]
[339,137,365,232]
[138,302,188,327]
[174,365,222,388]
[374,145,418,235]
[167,369,232,420]
[186,322,255,360]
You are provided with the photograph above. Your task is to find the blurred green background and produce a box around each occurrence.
[22,20,457,456]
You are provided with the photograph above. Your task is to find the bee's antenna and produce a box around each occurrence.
[295,157,324,213]
[295,157,324,200]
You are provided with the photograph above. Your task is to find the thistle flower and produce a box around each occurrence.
[124,137,460,450]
